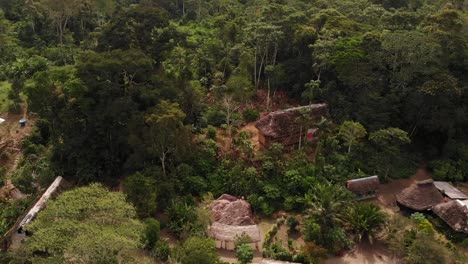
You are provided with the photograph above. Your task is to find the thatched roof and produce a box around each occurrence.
[347,176,379,195]
[255,104,328,139]
[208,222,260,242]
[433,200,468,234]
[396,179,444,211]
[433,181,468,200]
[210,194,255,225]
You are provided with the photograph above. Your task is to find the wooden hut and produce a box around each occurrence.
[346,176,379,196]
[396,179,444,211]
[255,104,328,148]
[433,200,468,234]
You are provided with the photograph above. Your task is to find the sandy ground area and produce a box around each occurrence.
[323,240,400,264]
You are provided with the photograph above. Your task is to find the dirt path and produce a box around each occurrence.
[0,104,34,200]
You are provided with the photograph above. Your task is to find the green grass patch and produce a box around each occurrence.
[0,81,12,113]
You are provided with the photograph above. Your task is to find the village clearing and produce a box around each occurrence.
[213,168,451,264]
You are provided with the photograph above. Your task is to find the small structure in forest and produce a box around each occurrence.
[396,179,444,211]
[255,104,328,148]
[0,118,5,124]
[433,181,468,200]
[433,200,468,234]
[208,194,260,250]
[346,175,380,197]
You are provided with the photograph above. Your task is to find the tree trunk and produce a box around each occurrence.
[298,126,302,151]
[266,78,271,110]
[160,151,167,177]
[256,50,266,88]
[254,48,257,89]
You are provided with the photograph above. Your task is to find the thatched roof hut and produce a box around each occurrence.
[255,104,328,147]
[208,222,260,243]
[433,200,468,234]
[210,194,255,225]
[208,194,260,249]
[347,176,379,195]
[396,179,444,211]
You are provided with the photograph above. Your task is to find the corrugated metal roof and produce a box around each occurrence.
[434,181,468,200]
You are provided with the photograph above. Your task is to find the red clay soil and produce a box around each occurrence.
[377,168,431,210]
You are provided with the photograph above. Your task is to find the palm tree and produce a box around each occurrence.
[304,182,354,231]
[345,202,387,243]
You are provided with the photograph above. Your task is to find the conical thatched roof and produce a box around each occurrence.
[433,200,468,234]
[255,104,328,139]
[396,179,444,211]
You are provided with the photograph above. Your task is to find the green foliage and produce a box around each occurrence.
[242,108,260,122]
[23,184,144,263]
[406,234,449,264]
[345,202,387,243]
[174,236,220,264]
[151,240,171,262]
[123,172,158,218]
[286,216,300,234]
[166,199,198,238]
[263,242,293,262]
[236,243,254,264]
[338,121,367,153]
[206,125,217,140]
[143,218,160,250]
[0,198,32,235]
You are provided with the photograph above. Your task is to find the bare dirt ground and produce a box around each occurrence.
[323,240,400,264]
[0,105,34,201]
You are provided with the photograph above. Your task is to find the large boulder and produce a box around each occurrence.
[210,194,255,225]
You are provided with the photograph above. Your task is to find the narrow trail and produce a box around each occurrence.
[0,103,34,201]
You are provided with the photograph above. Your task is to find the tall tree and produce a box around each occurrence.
[145,100,191,177]
[37,0,84,44]
[338,121,367,153]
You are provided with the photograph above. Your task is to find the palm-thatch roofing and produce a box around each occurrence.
[433,181,468,200]
[210,194,255,225]
[208,222,260,242]
[347,176,379,195]
[208,194,260,244]
[255,104,328,139]
[396,179,444,211]
[433,200,468,234]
